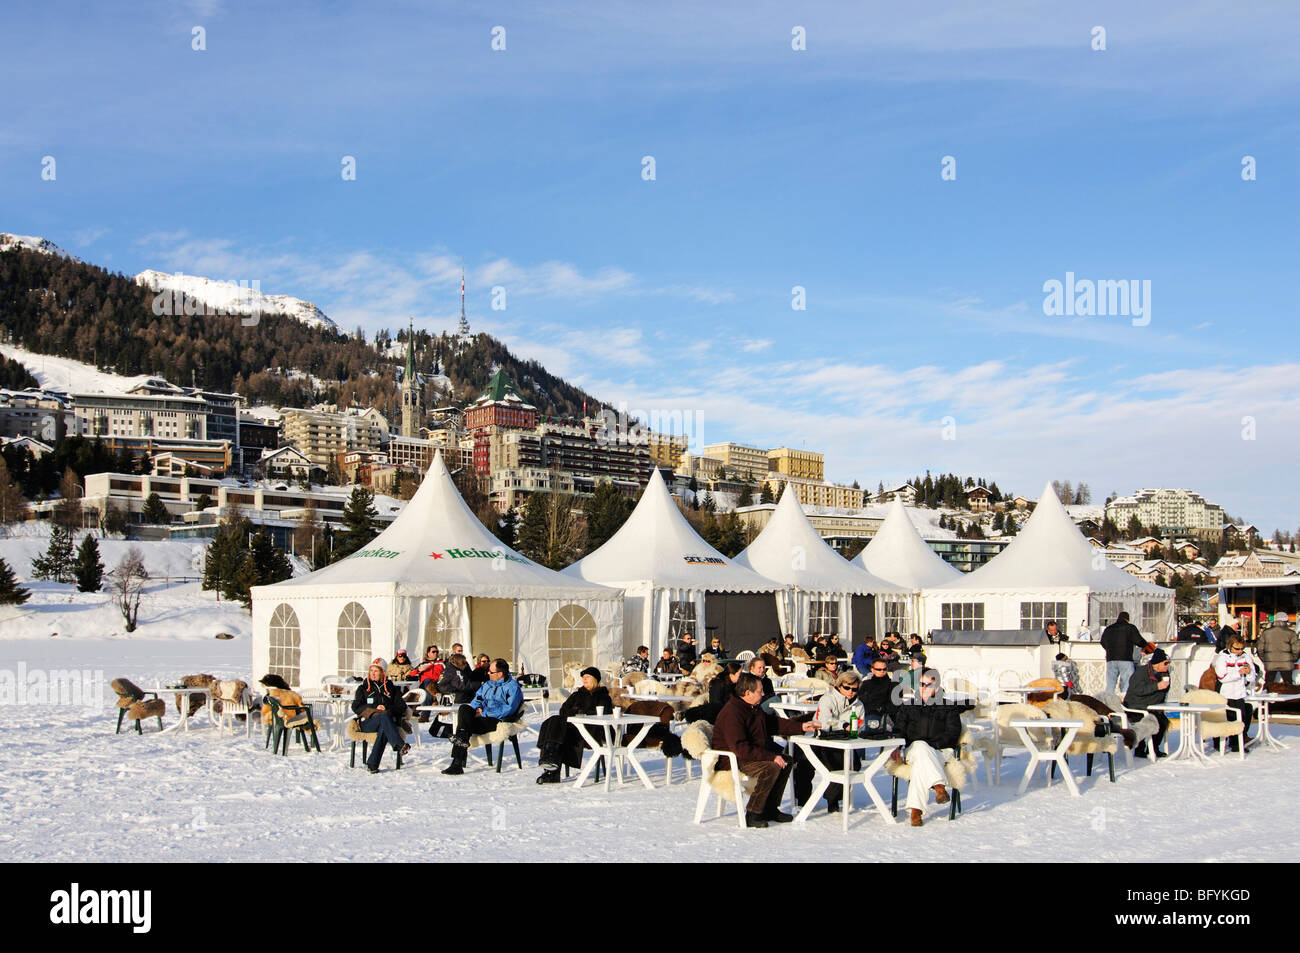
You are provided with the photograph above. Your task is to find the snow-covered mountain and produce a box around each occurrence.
[0,232,78,261]
[134,270,338,333]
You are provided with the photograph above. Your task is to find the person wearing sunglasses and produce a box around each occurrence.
[793,672,865,814]
[890,669,964,826]
[813,655,842,686]
[1212,635,1256,751]
[860,657,900,721]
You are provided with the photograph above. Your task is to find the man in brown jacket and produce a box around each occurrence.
[713,673,815,828]
[1260,612,1300,684]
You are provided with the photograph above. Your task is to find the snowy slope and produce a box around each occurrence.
[0,232,79,261]
[0,343,156,395]
[134,270,338,333]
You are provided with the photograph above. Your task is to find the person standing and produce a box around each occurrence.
[1212,636,1256,751]
[712,673,815,828]
[1124,648,1172,758]
[1259,612,1300,685]
[1101,611,1150,695]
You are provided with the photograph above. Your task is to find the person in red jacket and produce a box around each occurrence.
[713,673,815,828]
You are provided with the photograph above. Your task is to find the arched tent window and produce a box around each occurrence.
[269,604,301,686]
[337,601,373,677]
[547,604,598,687]
[423,599,458,652]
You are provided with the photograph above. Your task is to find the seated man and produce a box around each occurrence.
[621,645,651,676]
[860,657,900,723]
[1124,648,1172,758]
[890,669,963,826]
[442,658,523,775]
[896,652,926,696]
[826,634,848,660]
[851,636,877,674]
[813,655,843,685]
[351,658,410,774]
[653,648,682,676]
[535,666,611,784]
[713,673,815,828]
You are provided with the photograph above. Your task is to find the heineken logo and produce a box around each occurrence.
[684,555,726,565]
[350,547,401,559]
[429,547,531,565]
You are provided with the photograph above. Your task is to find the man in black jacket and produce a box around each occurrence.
[860,658,900,722]
[1124,648,1172,758]
[351,658,410,773]
[890,670,965,826]
[535,667,611,784]
[1101,611,1150,695]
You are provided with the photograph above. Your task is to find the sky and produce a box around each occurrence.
[2,1,1299,532]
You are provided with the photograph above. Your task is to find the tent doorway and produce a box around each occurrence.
[851,595,876,644]
[468,597,514,664]
[704,592,781,656]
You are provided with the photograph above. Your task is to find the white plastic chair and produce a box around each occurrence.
[216,684,254,738]
[693,749,750,828]
[735,650,756,663]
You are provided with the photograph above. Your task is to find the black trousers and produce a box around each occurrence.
[537,714,586,768]
[792,747,862,806]
[454,704,499,742]
[1218,699,1253,745]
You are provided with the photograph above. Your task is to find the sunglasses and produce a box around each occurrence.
[921,681,936,687]
[840,684,859,693]
[871,667,887,673]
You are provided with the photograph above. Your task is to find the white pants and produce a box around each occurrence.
[904,741,954,812]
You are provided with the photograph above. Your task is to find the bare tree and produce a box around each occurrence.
[0,457,27,526]
[108,546,149,632]
[543,492,586,570]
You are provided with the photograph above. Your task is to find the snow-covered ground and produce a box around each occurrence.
[1,629,1296,862]
[135,270,337,334]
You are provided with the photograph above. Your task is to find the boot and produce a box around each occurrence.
[826,798,841,814]
[909,808,923,827]
[661,733,683,758]
[1134,742,1148,759]
[539,742,561,772]
[745,812,769,829]
[441,749,466,775]
[933,783,950,804]
[536,768,561,785]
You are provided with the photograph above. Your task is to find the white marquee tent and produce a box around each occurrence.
[919,482,1176,640]
[734,486,909,644]
[852,499,962,635]
[250,452,623,689]
[563,469,783,657]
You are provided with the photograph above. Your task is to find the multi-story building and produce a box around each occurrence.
[760,475,866,510]
[648,432,688,470]
[72,392,209,442]
[464,369,537,434]
[874,483,918,505]
[490,468,640,512]
[677,452,724,481]
[768,447,824,482]
[494,416,651,491]
[0,389,67,441]
[282,405,387,468]
[1105,488,1225,542]
[701,442,768,481]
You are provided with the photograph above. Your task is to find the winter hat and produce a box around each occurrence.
[1149,648,1168,665]
[1276,612,1290,623]
[580,666,602,683]
[369,657,388,675]
[394,649,409,659]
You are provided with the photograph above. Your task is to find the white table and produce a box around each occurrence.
[151,685,215,733]
[772,702,818,717]
[1000,685,1061,701]
[775,686,825,704]
[301,694,354,749]
[569,714,662,792]
[651,673,684,685]
[788,735,904,831]
[1008,718,1084,797]
[1149,703,1226,765]
[1244,693,1299,751]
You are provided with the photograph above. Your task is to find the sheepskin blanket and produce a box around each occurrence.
[679,722,756,800]
[1042,700,1120,755]
[1177,689,1245,739]
[885,732,977,790]
[621,671,645,690]
[689,661,722,687]
[1070,694,1137,749]
[996,702,1048,745]
[1095,692,1158,744]
[210,679,248,715]
[111,678,145,707]
[174,673,215,717]
[261,689,323,730]
[347,717,414,742]
[126,698,166,721]
[562,661,585,690]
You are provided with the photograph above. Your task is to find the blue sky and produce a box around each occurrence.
[3,1,1299,532]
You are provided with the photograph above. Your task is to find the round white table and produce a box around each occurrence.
[1148,703,1226,766]
[1243,692,1300,751]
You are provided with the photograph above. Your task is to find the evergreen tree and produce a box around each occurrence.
[688,475,700,510]
[992,511,1005,532]
[515,493,549,563]
[1126,514,1144,539]
[74,533,104,592]
[0,556,31,605]
[333,487,380,561]
[1004,512,1018,535]
[716,511,746,557]
[0,457,26,524]
[701,491,716,513]
[759,482,774,504]
[583,482,632,552]
[193,491,213,513]
[737,482,754,508]
[237,530,292,607]
[141,492,169,524]
[496,507,518,549]
[31,525,76,583]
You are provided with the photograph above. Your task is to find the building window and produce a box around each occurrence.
[1141,601,1166,637]
[941,602,984,631]
[546,604,598,688]
[1097,601,1125,627]
[882,600,910,636]
[423,599,458,649]
[1020,601,1068,632]
[668,600,696,646]
[808,600,839,636]
[268,604,301,686]
[337,601,372,676]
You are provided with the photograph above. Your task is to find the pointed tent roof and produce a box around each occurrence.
[253,451,617,600]
[922,482,1170,594]
[563,469,778,592]
[734,486,908,594]
[853,499,963,590]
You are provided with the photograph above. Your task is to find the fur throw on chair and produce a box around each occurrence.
[210,679,248,715]
[111,678,145,708]
[174,673,215,717]
[262,688,322,730]
[1042,700,1121,756]
[259,673,291,690]
[1070,694,1136,749]
[680,721,756,800]
[885,729,978,789]
[127,698,166,722]
[690,661,722,687]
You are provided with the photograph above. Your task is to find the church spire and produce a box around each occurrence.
[405,316,416,382]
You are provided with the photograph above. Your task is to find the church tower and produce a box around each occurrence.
[401,317,424,438]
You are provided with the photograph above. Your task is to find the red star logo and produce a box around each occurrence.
[429,551,444,560]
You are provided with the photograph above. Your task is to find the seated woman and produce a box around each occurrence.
[813,655,844,685]
[535,667,612,784]
[389,650,415,681]
[412,645,443,690]
[684,661,743,724]
[428,653,475,738]
[468,653,492,691]
[351,658,410,774]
